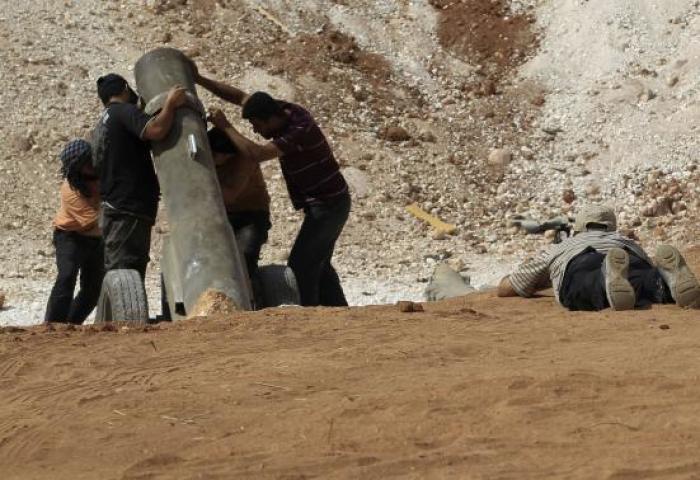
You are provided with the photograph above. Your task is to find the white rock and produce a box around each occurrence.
[487,149,512,167]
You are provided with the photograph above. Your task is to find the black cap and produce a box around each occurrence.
[241,91,282,121]
[97,73,128,105]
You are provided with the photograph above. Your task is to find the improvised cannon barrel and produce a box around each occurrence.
[134,47,252,315]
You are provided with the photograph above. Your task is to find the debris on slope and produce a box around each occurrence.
[0,0,698,323]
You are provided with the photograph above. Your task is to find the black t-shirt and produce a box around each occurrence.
[97,102,160,219]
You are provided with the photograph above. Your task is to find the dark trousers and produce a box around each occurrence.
[227,210,271,276]
[288,194,350,307]
[44,230,104,324]
[559,248,673,311]
[102,208,153,280]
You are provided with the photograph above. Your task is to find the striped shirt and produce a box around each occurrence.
[272,102,348,210]
[509,231,652,304]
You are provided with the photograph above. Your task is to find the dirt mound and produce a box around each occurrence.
[189,289,241,318]
[267,27,391,79]
[430,0,538,72]
[260,26,403,118]
[1,250,699,479]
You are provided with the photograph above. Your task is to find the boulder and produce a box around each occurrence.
[487,148,512,168]
[562,188,576,204]
[381,126,411,142]
[342,166,372,199]
[417,130,437,143]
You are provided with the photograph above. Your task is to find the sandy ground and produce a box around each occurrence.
[1,249,698,480]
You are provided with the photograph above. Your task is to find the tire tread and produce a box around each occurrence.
[95,269,149,324]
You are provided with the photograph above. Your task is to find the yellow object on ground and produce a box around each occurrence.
[405,203,457,235]
[254,6,292,35]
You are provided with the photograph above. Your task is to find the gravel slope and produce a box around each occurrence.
[1,0,698,325]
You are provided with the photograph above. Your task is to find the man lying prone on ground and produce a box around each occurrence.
[497,204,700,311]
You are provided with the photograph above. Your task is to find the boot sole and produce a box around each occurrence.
[655,245,700,308]
[605,248,636,311]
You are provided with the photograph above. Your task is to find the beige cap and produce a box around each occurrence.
[573,204,617,232]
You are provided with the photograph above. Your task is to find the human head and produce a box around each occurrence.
[60,139,96,197]
[96,73,138,106]
[241,91,286,139]
[573,204,617,233]
[207,127,238,166]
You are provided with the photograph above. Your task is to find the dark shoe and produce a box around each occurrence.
[655,245,700,308]
[603,248,636,310]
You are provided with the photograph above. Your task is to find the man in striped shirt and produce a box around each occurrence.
[194,65,350,307]
[497,205,700,311]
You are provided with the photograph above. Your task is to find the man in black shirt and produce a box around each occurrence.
[95,73,186,279]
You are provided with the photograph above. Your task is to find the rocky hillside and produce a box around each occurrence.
[1,0,698,320]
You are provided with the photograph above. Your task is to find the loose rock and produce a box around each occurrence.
[380,126,411,142]
[562,188,576,204]
[397,301,424,313]
[487,148,512,168]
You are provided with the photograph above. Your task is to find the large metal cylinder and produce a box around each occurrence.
[134,47,252,314]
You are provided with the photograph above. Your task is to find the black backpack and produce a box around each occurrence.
[91,108,111,173]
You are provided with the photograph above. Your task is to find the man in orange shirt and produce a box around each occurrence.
[200,91,350,307]
[44,139,104,324]
[207,126,271,279]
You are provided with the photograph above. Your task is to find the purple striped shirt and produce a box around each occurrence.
[272,102,348,210]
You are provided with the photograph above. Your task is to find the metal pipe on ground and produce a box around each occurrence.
[134,47,252,315]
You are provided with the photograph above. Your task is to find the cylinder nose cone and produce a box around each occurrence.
[134,48,196,102]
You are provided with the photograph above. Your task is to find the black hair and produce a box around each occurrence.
[207,128,238,154]
[241,91,284,121]
[97,73,128,106]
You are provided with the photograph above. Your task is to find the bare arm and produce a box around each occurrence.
[497,274,551,297]
[197,75,250,107]
[223,126,281,163]
[497,276,520,297]
[210,108,281,163]
[142,86,187,141]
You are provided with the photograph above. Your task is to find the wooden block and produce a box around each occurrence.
[397,301,424,313]
[405,203,457,235]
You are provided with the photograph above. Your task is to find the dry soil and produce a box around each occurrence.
[1,250,699,479]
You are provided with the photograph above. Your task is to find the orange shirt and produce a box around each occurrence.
[216,156,270,213]
[53,180,101,236]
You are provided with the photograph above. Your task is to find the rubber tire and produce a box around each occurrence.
[256,265,300,308]
[95,269,149,324]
